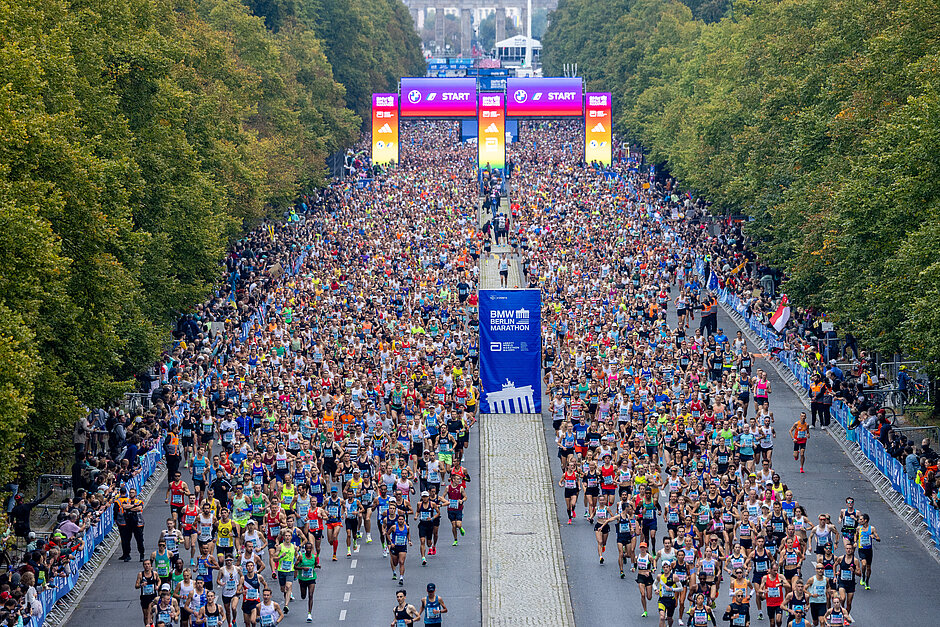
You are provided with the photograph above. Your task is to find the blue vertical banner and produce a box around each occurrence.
[479,289,542,414]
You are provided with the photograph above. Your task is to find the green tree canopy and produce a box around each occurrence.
[0,0,402,481]
[544,0,940,377]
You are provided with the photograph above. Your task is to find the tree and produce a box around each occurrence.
[0,0,362,480]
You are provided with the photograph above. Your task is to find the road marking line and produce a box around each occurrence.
[346,575,354,585]
[339,609,347,621]
[351,559,357,568]
[343,592,350,602]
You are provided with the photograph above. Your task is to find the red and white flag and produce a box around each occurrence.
[770,295,790,332]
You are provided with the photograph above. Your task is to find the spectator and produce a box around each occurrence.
[920,438,938,464]
[906,446,920,480]
[56,512,84,539]
[10,491,52,541]
[73,414,93,461]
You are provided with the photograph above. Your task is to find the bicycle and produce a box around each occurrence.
[863,390,897,424]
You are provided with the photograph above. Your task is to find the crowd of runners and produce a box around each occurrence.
[129,121,476,626]
[505,121,880,627]
[114,117,897,627]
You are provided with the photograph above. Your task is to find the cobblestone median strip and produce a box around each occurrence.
[481,412,575,626]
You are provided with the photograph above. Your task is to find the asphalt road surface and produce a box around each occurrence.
[65,432,481,627]
[543,301,940,626]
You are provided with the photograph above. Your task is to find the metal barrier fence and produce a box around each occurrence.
[32,475,73,527]
[896,426,940,452]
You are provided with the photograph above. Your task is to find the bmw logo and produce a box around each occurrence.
[513,89,528,104]
[408,90,422,104]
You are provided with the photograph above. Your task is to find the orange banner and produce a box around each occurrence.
[372,93,399,165]
[478,92,505,170]
[585,92,612,166]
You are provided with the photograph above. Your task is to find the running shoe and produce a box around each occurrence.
[332,555,337,562]
[399,576,404,585]
[284,606,290,615]
[567,518,573,525]
[366,533,373,544]
[459,527,465,536]
[678,620,684,626]
[599,556,604,564]
[307,613,312,622]
[453,540,458,546]
[642,611,648,617]
[392,571,397,579]
[800,468,805,473]
[620,570,625,579]
[422,558,427,566]
[758,612,764,620]
[346,548,351,557]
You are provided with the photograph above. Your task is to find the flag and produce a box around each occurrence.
[708,271,720,291]
[771,295,790,332]
[731,260,747,274]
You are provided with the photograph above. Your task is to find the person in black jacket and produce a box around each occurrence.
[10,491,52,540]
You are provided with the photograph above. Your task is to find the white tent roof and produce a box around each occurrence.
[494,35,541,49]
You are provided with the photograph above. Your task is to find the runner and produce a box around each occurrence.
[391,589,420,627]
[790,413,810,473]
[149,584,181,627]
[854,513,880,590]
[135,558,160,626]
[239,559,267,627]
[295,542,317,622]
[216,554,240,626]
[389,512,411,585]
[445,473,467,545]
[273,531,296,614]
[257,587,284,626]
[419,582,448,626]
[635,541,656,618]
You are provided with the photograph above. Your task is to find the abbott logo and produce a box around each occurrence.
[408,90,422,104]
[490,342,502,352]
[513,89,528,104]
